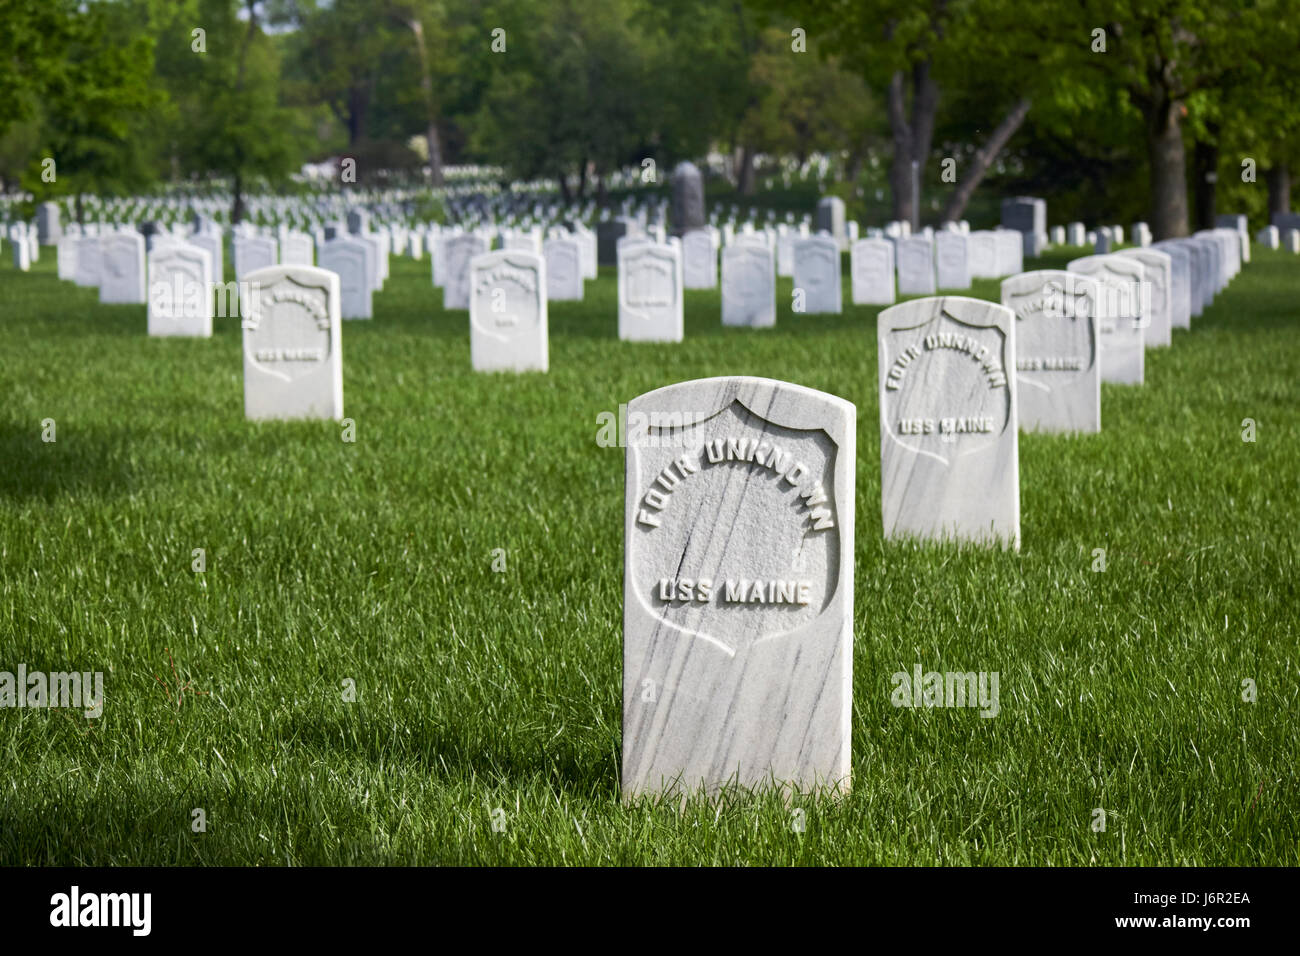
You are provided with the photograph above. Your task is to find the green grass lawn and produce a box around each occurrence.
[0,240,1296,865]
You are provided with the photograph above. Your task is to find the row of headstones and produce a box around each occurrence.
[440,228,1036,372]
[619,225,1249,797]
[439,222,1252,372]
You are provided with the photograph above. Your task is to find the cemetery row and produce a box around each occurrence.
[4,189,1263,799]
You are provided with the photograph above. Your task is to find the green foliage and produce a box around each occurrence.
[162,0,309,218]
[14,1,162,209]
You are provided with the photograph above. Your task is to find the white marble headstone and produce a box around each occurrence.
[995,230,1023,276]
[682,229,717,290]
[99,233,147,304]
[148,241,213,337]
[1116,248,1172,347]
[281,232,315,267]
[74,236,103,288]
[776,232,796,277]
[233,235,277,280]
[543,237,583,301]
[12,234,30,272]
[189,232,224,285]
[792,236,842,314]
[934,232,971,290]
[319,237,373,320]
[240,265,343,420]
[896,237,936,296]
[849,238,895,305]
[1067,254,1145,385]
[469,250,548,372]
[1000,271,1101,433]
[968,231,999,279]
[623,375,855,798]
[618,243,683,342]
[57,235,79,281]
[720,244,776,328]
[443,234,487,310]
[877,296,1020,548]
[1147,241,1190,330]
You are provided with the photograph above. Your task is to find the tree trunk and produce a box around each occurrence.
[399,15,444,187]
[347,84,368,147]
[75,192,84,225]
[1145,98,1190,240]
[887,63,938,225]
[941,97,1031,224]
[577,159,588,200]
[558,173,572,204]
[1192,127,1219,231]
[737,142,756,195]
[1266,163,1291,216]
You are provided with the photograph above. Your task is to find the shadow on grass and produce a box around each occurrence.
[0,422,136,502]
[279,706,622,799]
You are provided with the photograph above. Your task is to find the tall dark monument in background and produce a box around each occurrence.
[670,161,705,237]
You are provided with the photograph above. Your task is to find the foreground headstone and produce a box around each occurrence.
[99,233,147,304]
[792,235,842,313]
[619,242,683,342]
[720,244,775,327]
[469,250,548,372]
[623,376,855,799]
[877,296,1020,548]
[319,237,374,319]
[1067,254,1145,385]
[147,241,213,337]
[240,265,343,420]
[1000,271,1101,433]
[850,238,895,305]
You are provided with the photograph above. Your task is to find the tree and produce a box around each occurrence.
[1061,2,1272,239]
[754,0,1045,225]
[25,1,164,221]
[167,0,305,221]
[472,0,657,201]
